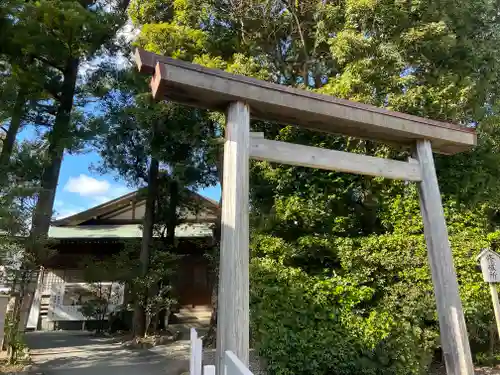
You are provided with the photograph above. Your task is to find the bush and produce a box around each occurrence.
[250,231,498,374]
[250,257,435,375]
[3,313,28,364]
[251,258,362,375]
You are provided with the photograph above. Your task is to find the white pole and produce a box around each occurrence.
[216,101,251,375]
[195,338,203,375]
[489,283,500,339]
[190,328,198,375]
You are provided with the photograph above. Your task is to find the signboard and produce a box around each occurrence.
[477,249,500,283]
[47,283,64,320]
[48,282,125,321]
[477,249,500,340]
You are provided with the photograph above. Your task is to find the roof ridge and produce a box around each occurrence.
[52,187,219,226]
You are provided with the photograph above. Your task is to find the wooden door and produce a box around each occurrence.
[177,258,212,307]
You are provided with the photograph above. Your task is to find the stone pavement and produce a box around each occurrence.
[25,331,191,375]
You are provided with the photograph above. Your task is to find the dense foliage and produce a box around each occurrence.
[250,229,499,374]
[248,184,500,373]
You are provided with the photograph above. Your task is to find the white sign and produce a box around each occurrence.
[477,249,500,283]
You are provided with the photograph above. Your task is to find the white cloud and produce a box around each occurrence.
[64,174,111,196]
[58,174,134,219]
[91,186,133,205]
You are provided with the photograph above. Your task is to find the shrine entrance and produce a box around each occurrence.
[135,48,476,375]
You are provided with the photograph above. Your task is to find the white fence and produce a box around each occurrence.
[190,328,204,375]
[223,351,254,375]
[190,328,253,375]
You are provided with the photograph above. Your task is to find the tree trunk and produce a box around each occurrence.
[19,58,79,332]
[144,313,151,337]
[204,143,224,346]
[0,87,26,168]
[203,199,221,347]
[165,179,178,248]
[132,157,159,337]
[157,178,178,331]
[7,267,32,361]
[204,253,219,347]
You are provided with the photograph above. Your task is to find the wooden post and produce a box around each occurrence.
[415,139,474,375]
[489,283,500,339]
[216,101,250,374]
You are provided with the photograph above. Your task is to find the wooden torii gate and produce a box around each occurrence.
[135,48,477,375]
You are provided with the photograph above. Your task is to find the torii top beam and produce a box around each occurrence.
[135,48,476,155]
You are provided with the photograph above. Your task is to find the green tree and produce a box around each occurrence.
[0,139,47,362]
[88,65,218,336]
[1,0,131,331]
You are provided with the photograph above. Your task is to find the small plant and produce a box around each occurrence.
[143,287,176,336]
[3,314,28,364]
[130,250,180,337]
[79,297,108,334]
[78,282,121,334]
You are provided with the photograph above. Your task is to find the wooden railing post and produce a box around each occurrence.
[415,139,474,375]
[216,101,250,375]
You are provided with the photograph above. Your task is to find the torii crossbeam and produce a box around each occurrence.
[135,48,476,375]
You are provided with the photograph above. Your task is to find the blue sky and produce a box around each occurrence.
[18,126,221,220]
[13,34,224,221]
[54,152,221,219]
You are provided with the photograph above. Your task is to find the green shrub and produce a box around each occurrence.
[250,257,435,375]
[251,257,363,375]
[250,231,498,374]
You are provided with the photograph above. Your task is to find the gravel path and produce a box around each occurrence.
[26,331,187,375]
[25,331,265,375]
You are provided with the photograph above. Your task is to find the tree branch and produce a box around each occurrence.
[32,55,64,73]
[286,2,309,85]
[43,82,61,101]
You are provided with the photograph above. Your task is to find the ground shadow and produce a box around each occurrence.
[25,331,190,375]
